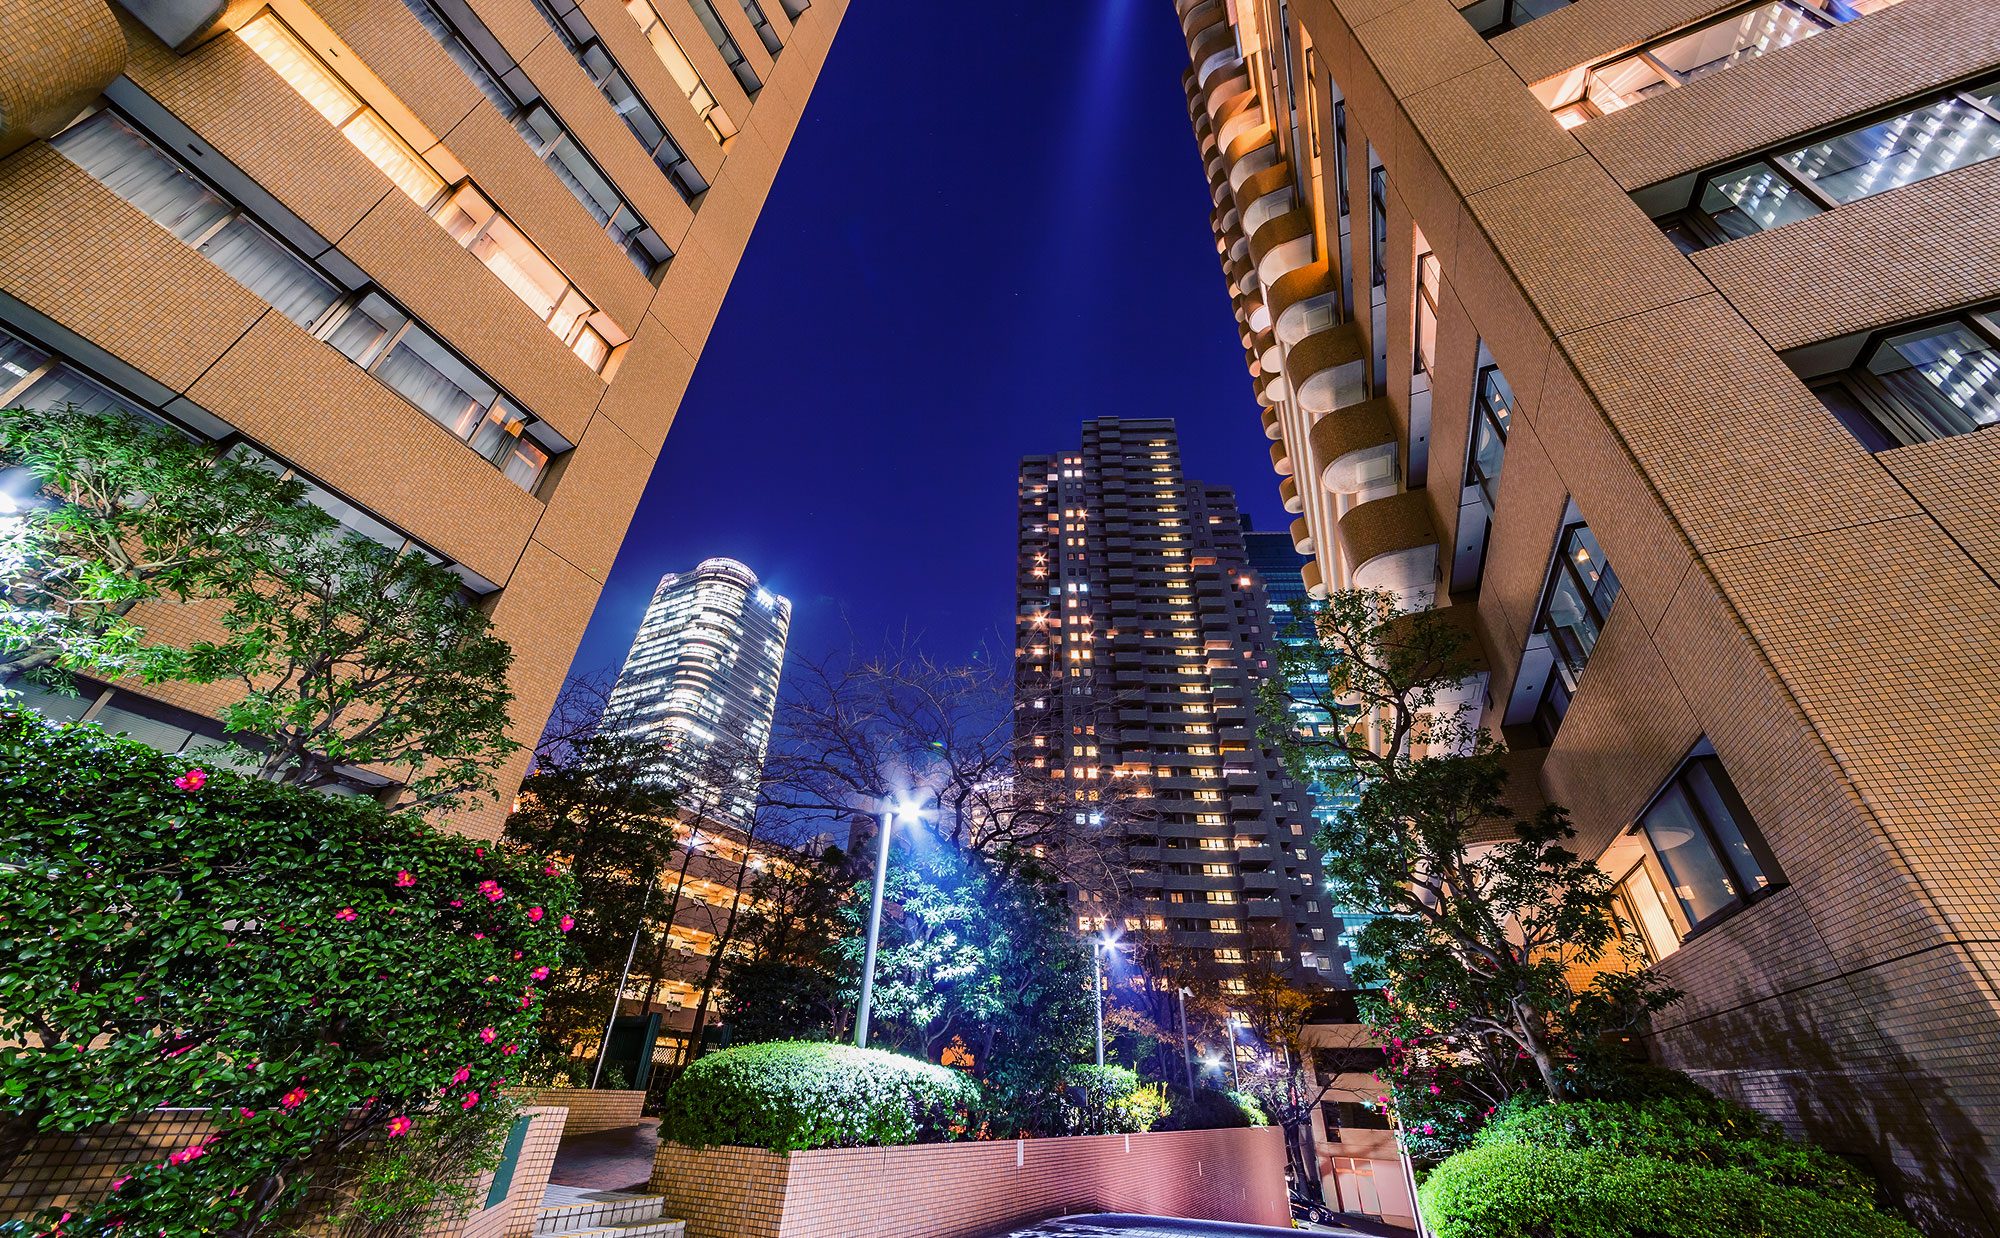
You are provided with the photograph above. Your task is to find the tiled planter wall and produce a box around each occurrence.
[650,1126,1290,1238]
[512,1088,648,1137]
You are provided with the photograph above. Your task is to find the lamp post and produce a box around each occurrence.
[1175,986,1195,1095]
[1090,935,1120,1067]
[855,796,926,1049]
[1224,1015,1243,1090]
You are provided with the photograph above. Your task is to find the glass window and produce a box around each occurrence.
[1638,753,1782,934]
[580,42,708,200]
[1414,249,1440,375]
[777,0,807,18]
[1668,77,2000,249]
[1368,167,1387,289]
[689,0,760,94]
[1612,863,1680,964]
[434,183,622,365]
[1466,364,1512,511]
[736,0,781,54]
[1812,311,2000,447]
[1536,520,1621,689]
[51,110,342,331]
[511,104,671,278]
[623,0,739,142]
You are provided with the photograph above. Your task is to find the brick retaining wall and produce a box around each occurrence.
[649,1127,1290,1238]
[512,1088,648,1137]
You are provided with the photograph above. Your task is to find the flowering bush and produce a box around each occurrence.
[657,1041,982,1152]
[0,710,575,1234]
[1051,1065,1163,1135]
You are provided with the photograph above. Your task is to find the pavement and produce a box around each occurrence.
[547,1122,659,1192]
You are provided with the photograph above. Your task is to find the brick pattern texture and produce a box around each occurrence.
[513,1088,648,1138]
[649,1129,1291,1238]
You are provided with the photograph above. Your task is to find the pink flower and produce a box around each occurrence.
[478,880,504,903]
[1428,1084,1442,1095]
[110,1176,131,1191]
[449,900,463,909]
[557,915,574,933]
[173,768,207,792]
[386,1116,413,1138]
[281,1087,307,1111]
[1421,1124,1435,1136]
[395,870,416,887]
[478,1028,496,1044]
[527,906,544,923]
[543,864,559,876]
[452,1065,471,1084]
[473,933,486,940]
[167,1144,205,1167]
[238,1109,256,1119]
[519,994,534,1010]
[501,1044,519,1055]
[530,966,550,981]
[474,848,485,858]
[334,908,357,923]
[460,1091,480,1110]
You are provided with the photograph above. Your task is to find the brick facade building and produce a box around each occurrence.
[1173,0,2000,1229]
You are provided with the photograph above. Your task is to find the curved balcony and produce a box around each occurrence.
[1287,321,1367,415]
[1207,165,1230,208]
[1253,375,1276,408]
[1223,123,1275,173]
[1234,159,1292,215]
[1250,206,1313,288]
[1269,260,1335,338]
[1309,396,1399,494]
[1212,200,1239,235]
[1279,474,1302,512]
[1290,516,1314,555]
[1256,328,1280,378]
[1270,439,1294,477]
[1181,0,1223,41]
[1301,557,1327,599]
[1,0,125,157]
[1264,408,1285,443]
[1246,297,1270,334]
[1338,490,1439,605]
[1227,140,1279,197]
[1379,603,1490,679]
[1214,91,1264,154]
[1192,34,1239,90]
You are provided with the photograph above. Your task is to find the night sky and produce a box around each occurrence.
[561,0,1289,682]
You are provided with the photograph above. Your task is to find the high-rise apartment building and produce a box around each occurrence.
[1175,0,2000,1227]
[0,0,841,835]
[1244,528,1312,617]
[604,557,790,824]
[1015,417,1340,989]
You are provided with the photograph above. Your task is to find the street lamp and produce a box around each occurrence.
[1090,934,1120,1067]
[1223,1014,1243,1090]
[1175,986,1196,1095]
[854,795,928,1049]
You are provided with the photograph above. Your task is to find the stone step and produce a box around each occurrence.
[536,1187,673,1235]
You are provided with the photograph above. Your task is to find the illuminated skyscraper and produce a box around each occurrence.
[604,558,791,823]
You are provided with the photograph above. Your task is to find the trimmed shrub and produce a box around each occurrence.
[1053,1065,1163,1135]
[1155,1086,1266,1131]
[1474,1094,1876,1205]
[657,1041,981,1152]
[1420,1143,1922,1238]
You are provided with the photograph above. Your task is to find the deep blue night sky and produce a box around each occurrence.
[562,0,1288,682]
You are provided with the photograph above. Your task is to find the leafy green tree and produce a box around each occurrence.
[502,728,683,1052]
[1262,590,1678,1139]
[0,708,574,1234]
[0,402,327,687]
[721,845,854,1045]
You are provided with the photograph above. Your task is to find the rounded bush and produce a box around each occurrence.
[657,1041,981,1152]
[1474,1095,1875,1205]
[1420,1144,1922,1238]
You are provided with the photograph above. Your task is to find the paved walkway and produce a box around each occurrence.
[547,1122,658,1192]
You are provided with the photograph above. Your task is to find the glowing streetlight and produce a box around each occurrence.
[1175,985,1196,1095]
[1090,933,1121,1067]
[854,795,928,1048]
[1223,1013,1243,1090]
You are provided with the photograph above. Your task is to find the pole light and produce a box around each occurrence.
[1224,1015,1243,1090]
[1176,986,1195,1095]
[855,795,927,1049]
[1090,935,1120,1067]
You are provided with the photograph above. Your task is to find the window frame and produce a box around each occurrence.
[1807,306,2000,450]
[1532,518,1622,691]
[1413,248,1440,376]
[1634,749,1787,939]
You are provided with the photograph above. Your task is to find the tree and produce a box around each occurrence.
[1,402,521,810]
[720,844,854,1045]
[501,724,682,1053]
[0,402,326,687]
[1262,590,1678,1135]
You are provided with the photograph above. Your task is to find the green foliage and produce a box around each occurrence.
[1053,1065,1161,1135]
[656,1041,981,1152]
[1474,1094,1878,1206]
[0,402,327,689]
[285,1094,522,1235]
[721,845,853,1046]
[1156,1087,1265,1131]
[831,840,1094,1137]
[503,732,682,1050]
[0,710,575,1233]
[1418,1143,1921,1238]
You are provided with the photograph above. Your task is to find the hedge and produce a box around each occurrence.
[1474,1095,1876,1206]
[1419,1144,1922,1238]
[657,1041,982,1152]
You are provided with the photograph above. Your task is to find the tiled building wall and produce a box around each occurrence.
[650,1128,1291,1238]
[0,0,846,838]
[1178,0,2000,1231]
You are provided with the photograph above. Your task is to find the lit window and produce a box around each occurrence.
[1414,249,1440,375]
[1534,520,1621,690]
[1807,310,2000,449]
[623,0,739,142]
[688,0,760,94]
[1637,750,1784,936]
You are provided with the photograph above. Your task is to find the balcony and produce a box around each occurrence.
[1308,396,1398,495]
[1245,897,1283,919]
[1337,490,1440,608]
[1213,90,1264,154]
[1290,516,1314,555]
[1286,322,1367,415]
[1249,206,1313,288]
[1263,407,1283,442]
[1269,259,1334,331]
[3,0,125,156]
[1301,557,1327,599]
[1269,439,1293,478]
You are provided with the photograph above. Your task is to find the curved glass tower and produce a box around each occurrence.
[604,558,792,823]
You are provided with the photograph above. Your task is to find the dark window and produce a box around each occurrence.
[1534,520,1621,690]
[1810,311,2000,448]
[1466,364,1513,511]
[1331,100,1349,218]
[1639,751,1784,935]
[1324,1101,1393,1134]
[1368,167,1387,289]
[1463,0,1575,37]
